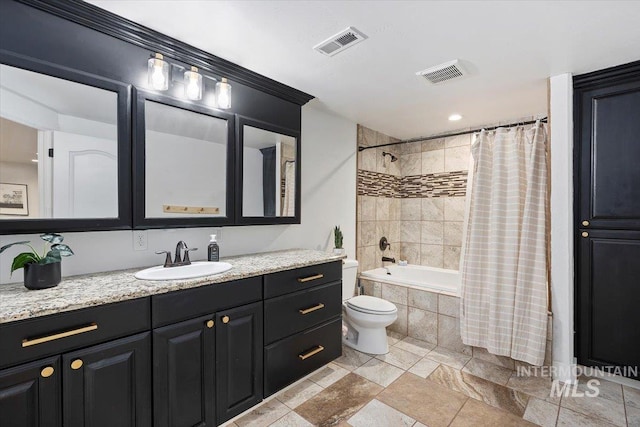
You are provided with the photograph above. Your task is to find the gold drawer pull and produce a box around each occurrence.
[297,274,324,283]
[71,359,83,370]
[41,366,55,378]
[206,320,214,328]
[222,316,230,324]
[22,323,98,348]
[299,345,324,360]
[299,303,325,315]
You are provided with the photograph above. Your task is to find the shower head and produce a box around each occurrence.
[382,151,398,162]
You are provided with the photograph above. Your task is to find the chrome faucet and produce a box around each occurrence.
[156,241,198,268]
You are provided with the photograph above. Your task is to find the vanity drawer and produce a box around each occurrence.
[264,317,342,397]
[264,261,342,299]
[0,297,150,369]
[264,282,342,344]
[152,276,262,327]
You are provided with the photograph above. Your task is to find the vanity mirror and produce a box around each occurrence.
[133,90,235,228]
[0,55,131,234]
[237,118,301,224]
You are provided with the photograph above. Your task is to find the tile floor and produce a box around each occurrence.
[225,331,640,427]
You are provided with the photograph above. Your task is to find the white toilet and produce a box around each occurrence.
[342,259,398,354]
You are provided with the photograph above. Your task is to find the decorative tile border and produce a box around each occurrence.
[358,169,468,198]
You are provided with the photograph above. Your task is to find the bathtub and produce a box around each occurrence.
[360,264,460,296]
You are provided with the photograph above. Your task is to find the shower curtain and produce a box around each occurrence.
[282,161,295,216]
[460,122,548,366]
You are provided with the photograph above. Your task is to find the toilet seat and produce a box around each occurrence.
[346,295,397,315]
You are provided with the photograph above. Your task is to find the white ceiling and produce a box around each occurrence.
[89,1,640,139]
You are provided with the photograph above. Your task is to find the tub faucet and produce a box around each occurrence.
[382,256,396,264]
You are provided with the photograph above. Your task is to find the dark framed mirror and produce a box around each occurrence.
[236,116,301,225]
[0,52,131,234]
[133,89,235,229]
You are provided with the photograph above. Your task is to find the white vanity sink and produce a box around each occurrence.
[135,261,232,281]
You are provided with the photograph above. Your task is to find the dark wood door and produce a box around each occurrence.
[577,230,640,378]
[216,302,263,424]
[577,75,640,230]
[575,61,640,377]
[62,332,152,427]
[153,315,216,427]
[0,356,61,427]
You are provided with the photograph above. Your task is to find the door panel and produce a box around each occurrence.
[0,356,60,427]
[153,315,216,427]
[577,230,640,378]
[578,80,640,229]
[216,302,263,424]
[62,332,151,427]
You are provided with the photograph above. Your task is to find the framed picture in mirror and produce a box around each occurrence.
[0,183,29,216]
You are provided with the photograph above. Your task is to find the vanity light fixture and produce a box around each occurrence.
[184,66,203,100]
[148,53,169,91]
[448,113,462,121]
[216,78,232,109]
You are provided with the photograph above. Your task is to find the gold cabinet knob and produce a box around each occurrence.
[71,359,83,370]
[222,316,230,324]
[41,366,55,378]
[581,232,589,238]
[206,320,214,328]
[582,220,590,226]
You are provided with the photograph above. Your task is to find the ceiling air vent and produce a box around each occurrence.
[314,27,367,57]
[416,60,467,84]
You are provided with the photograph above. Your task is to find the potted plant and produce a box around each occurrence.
[333,226,345,255]
[0,233,74,290]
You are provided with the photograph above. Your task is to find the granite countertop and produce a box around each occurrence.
[0,249,344,324]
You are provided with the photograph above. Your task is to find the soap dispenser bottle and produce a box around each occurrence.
[207,235,219,262]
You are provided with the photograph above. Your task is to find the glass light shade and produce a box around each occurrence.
[216,78,232,109]
[147,53,169,91]
[184,66,203,100]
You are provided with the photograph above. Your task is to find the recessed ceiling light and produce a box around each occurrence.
[448,114,462,121]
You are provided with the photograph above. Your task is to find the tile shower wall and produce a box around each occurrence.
[356,125,402,272]
[356,124,470,272]
[399,134,471,270]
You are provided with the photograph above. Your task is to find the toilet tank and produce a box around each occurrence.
[342,259,359,300]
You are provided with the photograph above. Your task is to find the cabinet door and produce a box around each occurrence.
[576,230,640,378]
[0,356,61,427]
[62,332,151,427]
[216,302,263,424]
[153,315,216,427]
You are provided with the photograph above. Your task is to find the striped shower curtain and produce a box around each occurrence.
[460,122,548,366]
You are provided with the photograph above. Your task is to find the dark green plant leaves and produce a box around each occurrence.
[50,244,74,257]
[11,252,39,274]
[41,250,62,265]
[41,233,64,244]
[0,241,30,254]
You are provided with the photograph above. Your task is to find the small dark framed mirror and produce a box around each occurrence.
[0,53,131,234]
[236,116,301,225]
[132,89,235,229]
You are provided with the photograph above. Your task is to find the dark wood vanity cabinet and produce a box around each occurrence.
[153,315,216,427]
[216,302,264,424]
[62,333,152,427]
[0,261,342,426]
[0,356,61,427]
[263,261,343,396]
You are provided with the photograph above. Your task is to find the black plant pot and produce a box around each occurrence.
[24,262,61,290]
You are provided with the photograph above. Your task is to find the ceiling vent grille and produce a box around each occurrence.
[314,27,367,57]
[416,60,467,84]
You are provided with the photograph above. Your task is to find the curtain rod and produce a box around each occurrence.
[358,117,548,152]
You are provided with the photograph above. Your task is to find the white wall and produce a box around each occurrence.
[549,73,575,383]
[0,100,357,284]
[242,147,264,217]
